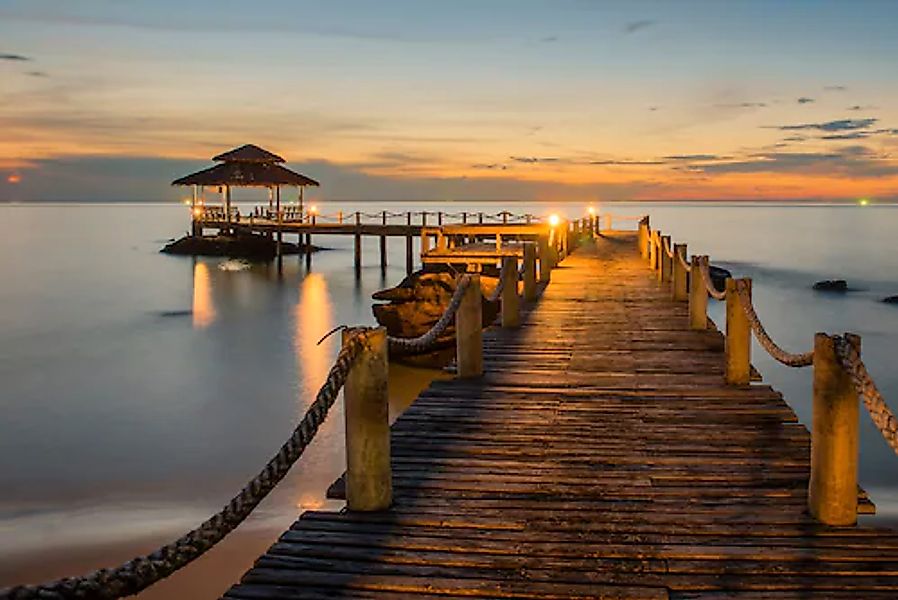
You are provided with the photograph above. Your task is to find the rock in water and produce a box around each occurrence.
[813,279,848,292]
[882,295,898,304]
[373,266,500,365]
[708,265,731,296]
[161,233,315,259]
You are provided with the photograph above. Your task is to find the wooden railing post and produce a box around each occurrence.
[420,228,431,259]
[649,231,659,271]
[523,243,537,302]
[638,220,647,258]
[658,235,672,283]
[538,235,551,283]
[342,327,391,511]
[725,277,751,385]
[689,255,708,330]
[501,257,520,328]
[672,243,688,301]
[809,333,860,526]
[456,274,483,378]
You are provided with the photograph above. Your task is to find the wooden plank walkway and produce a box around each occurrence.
[225,232,898,599]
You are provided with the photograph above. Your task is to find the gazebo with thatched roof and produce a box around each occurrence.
[172,144,319,233]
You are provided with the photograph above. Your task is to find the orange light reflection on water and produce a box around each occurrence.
[294,273,335,412]
[191,262,216,329]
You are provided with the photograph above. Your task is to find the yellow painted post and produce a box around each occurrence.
[500,257,520,328]
[725,278,752,385]
[658,235,672,283]
[456,274,483,378]
[523,243,537,302]
[342,327,391,512]
[689,255,708,330]
[672,243,688,301]
[809,333,860,526]
[538,235,551,283]
[420,228,431,260]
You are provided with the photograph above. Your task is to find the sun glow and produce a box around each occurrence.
[6,174,21,184]
[548,214,560,227]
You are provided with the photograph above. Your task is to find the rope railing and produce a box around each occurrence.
[386,275,472,353]
[834,335,898,456]
[485,261,512,303]
[662,236,675,259]
[676,248,691,271]
[697,256,727,300]
[0,330,372,600]
[733,280,814,368]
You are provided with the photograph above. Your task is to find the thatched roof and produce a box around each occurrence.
[172,144,319,187]
[213,144,284,164]
[172,161,319,187]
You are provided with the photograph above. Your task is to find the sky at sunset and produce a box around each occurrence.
[1,0,897,202]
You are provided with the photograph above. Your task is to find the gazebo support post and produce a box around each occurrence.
[275,186,282,259]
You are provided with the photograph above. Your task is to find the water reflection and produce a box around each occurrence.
[294,274,335,413]
[191,261,216,329]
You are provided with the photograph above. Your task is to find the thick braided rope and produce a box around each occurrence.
[387,275,472,353]
[734,280,814,367]
[676,248,691,271]
[662,236,675,259]
[834,335,898,456]
[0,333,367,600]
[698,257,727,300]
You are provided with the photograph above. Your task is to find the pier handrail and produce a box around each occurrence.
[834,335,898,454]
[641,218,898,526]
[0,329,378,600]
[386,275,472,353]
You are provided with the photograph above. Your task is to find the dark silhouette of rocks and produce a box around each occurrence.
[161,233,318,259]
[813,279,848,292]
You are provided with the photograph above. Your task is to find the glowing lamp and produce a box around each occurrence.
[587,206,596,216]
[7,174,21,184]
[310,204,319,214]
[192,207,202,217]
[548,214,560,227]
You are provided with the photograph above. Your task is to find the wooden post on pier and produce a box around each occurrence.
[456,274,483,378]
[659,236,672,283]
[342,327,391,512]
[638,217,649,259]
[809,333,860,526]
[501,257,520,328]
[380,211,387,272]
[405,212,413,275]
[420,228,431,259]
[538,236,551,284]
[523,243,537,302]
[725,278,752,385]
[672,243,688,301]
[354,211,362,274]
[438,211,443,226]
[478,212,484,224]
[649,231,659,270]
[689,255,708,330]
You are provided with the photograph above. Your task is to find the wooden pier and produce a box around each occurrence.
[223,231,898,600]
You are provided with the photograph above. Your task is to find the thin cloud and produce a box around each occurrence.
[589,159,665,166]
[687,146,898,177]
[26,71,48,78]
[824,85,848,92]
[797,97,815,104]
[0,53,31,61]
[663,154,725,161]
[716,102,767,109]
[541,35,559,43]
[509,156,560,164]
[624,20,655,34]
[776,118,878,132]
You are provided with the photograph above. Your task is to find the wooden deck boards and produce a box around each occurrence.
[225,232,895,599]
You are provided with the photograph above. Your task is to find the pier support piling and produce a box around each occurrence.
[538,236,552,284]
[809,333,860,526]
[380,211,387,273]
[501,257,520,328]
[342,327,392,512]
[689,255,708,330]
[725,278,752,385]
[456,274,483,378]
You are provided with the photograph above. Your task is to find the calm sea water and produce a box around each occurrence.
[1,201,896,595]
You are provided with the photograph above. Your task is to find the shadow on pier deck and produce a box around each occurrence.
[225,232,898,600]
